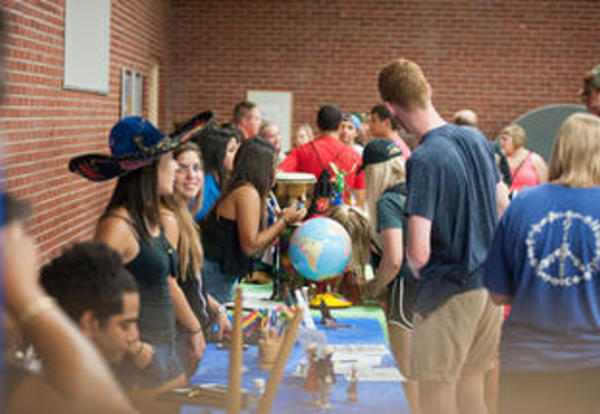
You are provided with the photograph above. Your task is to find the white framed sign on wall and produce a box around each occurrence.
[247,90,293,152]
[121,68,144,118]
[63,0,111,94]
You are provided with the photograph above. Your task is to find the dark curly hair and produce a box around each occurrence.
[316,104,343,132]
[371,104,399,131]
[40,242,138,326]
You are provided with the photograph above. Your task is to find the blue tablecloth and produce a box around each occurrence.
[182,317,410,414]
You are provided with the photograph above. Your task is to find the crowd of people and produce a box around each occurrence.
[2,9,600,412]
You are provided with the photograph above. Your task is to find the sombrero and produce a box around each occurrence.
[69,110,213,182]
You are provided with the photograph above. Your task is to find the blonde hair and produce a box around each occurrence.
[365,156,406,240]
[378,58,429,110]
[549,113,600,187]
[327,205,371,280]
[293,124,314,148]
[164,143,204,281]
[162,193,203,281]
[499,124,527,149]
[453,109,478,126]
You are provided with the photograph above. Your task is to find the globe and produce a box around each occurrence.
[289,217,352,281]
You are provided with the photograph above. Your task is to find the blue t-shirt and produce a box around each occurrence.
[405,124,499,314]
[485,184,600,373]
[195,172,220,222]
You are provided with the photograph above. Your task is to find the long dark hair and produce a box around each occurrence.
[102,161,160,242]
[195,125,238,186]
[218,137,275,210]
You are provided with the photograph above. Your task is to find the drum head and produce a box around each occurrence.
[276,172,317,183]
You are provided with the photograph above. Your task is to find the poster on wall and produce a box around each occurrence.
[63,0,111,94]
[121,68,144,118]
[247,90,293,152]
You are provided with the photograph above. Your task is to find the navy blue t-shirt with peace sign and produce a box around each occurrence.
[485,184,600,372]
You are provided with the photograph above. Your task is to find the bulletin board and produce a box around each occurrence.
[63,0,111,94]
[247,91,293,151]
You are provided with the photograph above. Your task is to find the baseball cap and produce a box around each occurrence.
[357,138,402,173]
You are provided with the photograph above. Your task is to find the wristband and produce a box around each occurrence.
[19,296,55,326]
[217,305,227,315]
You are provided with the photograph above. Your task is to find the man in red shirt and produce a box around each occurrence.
[279,104,365,207]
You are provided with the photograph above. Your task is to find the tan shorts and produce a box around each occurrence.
[410,288,502,382]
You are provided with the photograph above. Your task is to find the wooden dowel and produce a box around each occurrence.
[257,306,304,414]
[226,287,243,414]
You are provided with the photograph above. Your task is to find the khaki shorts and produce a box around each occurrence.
[410,288,502,382]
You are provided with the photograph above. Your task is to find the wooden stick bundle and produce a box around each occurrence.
[226,287,243,414]
[257,306,304,414]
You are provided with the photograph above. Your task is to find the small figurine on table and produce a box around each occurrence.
[319,300,337,327]
[304,343,319,405]
[347,365,358,402]
[251,378,266,412]
[316,346,336,408]
[318,300,352,328]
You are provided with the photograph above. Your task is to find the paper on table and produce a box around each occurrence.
[297,326,327,351]
[332,355,383,366]
[343,366,406,382]
[329,344,389,355]
[223,289,281,310]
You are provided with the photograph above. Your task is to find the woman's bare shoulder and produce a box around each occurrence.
[95,208,138,261]
[231,184,259,199]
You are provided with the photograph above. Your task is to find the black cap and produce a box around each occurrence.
[358,138,403,173]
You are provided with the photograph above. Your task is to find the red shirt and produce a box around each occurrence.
[279,135,365,190]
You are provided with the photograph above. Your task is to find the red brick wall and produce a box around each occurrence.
[2,0,600,262]
[0,0,170,263]
[168,0,600,140]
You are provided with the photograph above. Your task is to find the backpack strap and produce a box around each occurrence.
[310,140,350,174]
[511,150,532,182]
[310,141,327,170]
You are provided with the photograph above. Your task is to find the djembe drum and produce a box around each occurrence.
[274,172,316,208]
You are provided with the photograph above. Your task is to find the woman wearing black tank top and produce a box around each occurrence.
[69,114,213,391]
[202,138,307,303]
